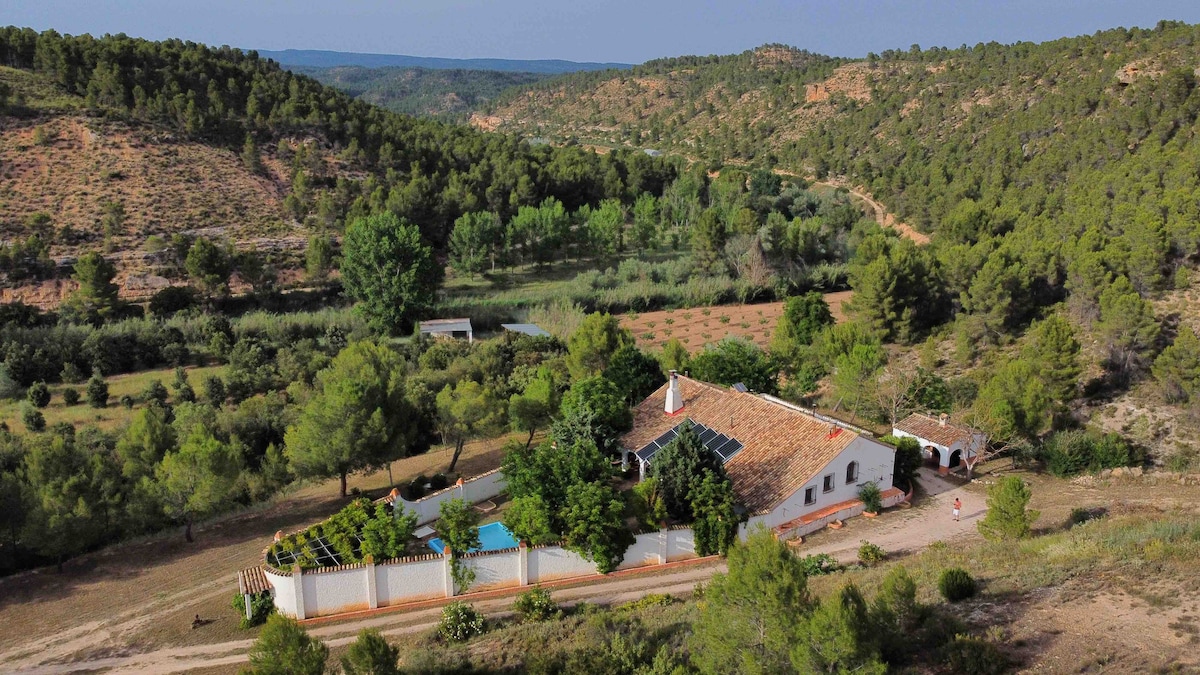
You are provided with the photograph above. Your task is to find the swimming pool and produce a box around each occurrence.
[428,521,519,554]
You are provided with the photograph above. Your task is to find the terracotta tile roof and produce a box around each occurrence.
[622,376,861,515]
[238,566,272,595]
[894,413,979,448]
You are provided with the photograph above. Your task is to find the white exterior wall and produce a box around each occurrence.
[378,558,444,607]
[746,436,896,531]
[264,568,298,617]
[396,470,507,525]
[891,429,985,468]
[527,545,600,582]
[665,528,696,561]
[266,528,706,620]
[463,548,521,591]
[303,566,370,618]
[618,531,663,569]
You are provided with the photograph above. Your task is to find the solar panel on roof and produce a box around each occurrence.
[634,419,743,467]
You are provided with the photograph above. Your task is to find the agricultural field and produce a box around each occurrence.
[0,364,225,431]
[621,290,852,353]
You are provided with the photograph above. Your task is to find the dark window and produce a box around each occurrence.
[804,487,816,505]
[823,474,834,493]
[846,461,859,484]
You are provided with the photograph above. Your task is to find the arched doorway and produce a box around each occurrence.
[927,446,941,468]
[948,449,962,470]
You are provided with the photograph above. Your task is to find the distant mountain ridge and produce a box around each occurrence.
[257,49,631,74]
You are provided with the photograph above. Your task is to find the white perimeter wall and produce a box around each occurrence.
[378,557,444,607]
[747,436,896,531]
[267,527,700,619]
[464,548,521,591]
[527,545,598,582]
[396,470,507,525]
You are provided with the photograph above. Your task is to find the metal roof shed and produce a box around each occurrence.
[500,323,551,338]
[419,318,473,343]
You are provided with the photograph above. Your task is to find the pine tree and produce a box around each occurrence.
[1022,315,1081,403]
[1152,325,1200,403]
[978,476,1039,541]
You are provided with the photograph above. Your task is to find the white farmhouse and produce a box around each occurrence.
[622,373,903,538]
[892,412,986,476]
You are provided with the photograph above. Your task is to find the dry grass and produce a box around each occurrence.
[0,364,226,432]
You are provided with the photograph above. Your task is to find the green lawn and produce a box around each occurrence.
[3,364,226,432]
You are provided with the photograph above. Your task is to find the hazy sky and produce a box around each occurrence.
[9,1,1200,63]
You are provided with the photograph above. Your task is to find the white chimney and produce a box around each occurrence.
[665,370,684,415]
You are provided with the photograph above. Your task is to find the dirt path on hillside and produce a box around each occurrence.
[813,179,931,245]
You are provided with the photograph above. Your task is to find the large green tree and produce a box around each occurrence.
[436,380,504,472]
[559,376,632,452]
[449,211,502,276]
[340,213,442,335]
[688,338,779,395]
[285,341,412,496]
[771,291,834,371]
[561,481,632,573]
[184,237,232,298]
[1152,325,1200,403]
[690,529,813,674]
[155,426,240,542]
[65,252,120,321]
[649,421,725,521]
[566,312,633,380]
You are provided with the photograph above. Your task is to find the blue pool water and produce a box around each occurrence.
[428,521,519,554]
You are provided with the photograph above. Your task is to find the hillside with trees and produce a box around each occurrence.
[292,65,550,119]
[0,27,674,305]
[479,21,1200,469]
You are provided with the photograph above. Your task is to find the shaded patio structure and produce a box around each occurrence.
[892,413,986,475]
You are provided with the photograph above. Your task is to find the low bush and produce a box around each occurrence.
[20,403,45,432]
[437,601,485,642]
[857,541,885,566]
[1042,430,1138,477]
[232,591,276,629]
[513,586,560,622]
[616,593,675,612]
[61,387,80,405]
[940,634,1010,675]
[26,381,50,408]
[938,568,976,602]
[798,553,840,576]
[858,482,883,513]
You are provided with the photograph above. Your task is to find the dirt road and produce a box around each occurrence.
[3,469,984,674]
[814,179,931,245]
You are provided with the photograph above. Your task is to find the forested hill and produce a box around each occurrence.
[292,65,550,120]
[257,48,631,73]
[0,27,674,299]
[479,22,1200,320]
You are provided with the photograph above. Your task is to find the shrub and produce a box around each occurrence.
[20,403,45,432]
[857,541,885,566]
[798,553,840,576]
[26,381,50,408]
[938,568,976,602]
[1042,430,1136,477]
[142,379,169,405]
[120,394,135,409]
[437,601,485,642]
[941,634,1010,675]
[858,482,883,513]
[616,593,675,612]
[978,476,1039,541]
[61,388,80,405]
[513,586,560,622]
[86,372,109,408]
[232,591,276,629]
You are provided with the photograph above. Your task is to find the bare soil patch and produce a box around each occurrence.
[619,291,852,353]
